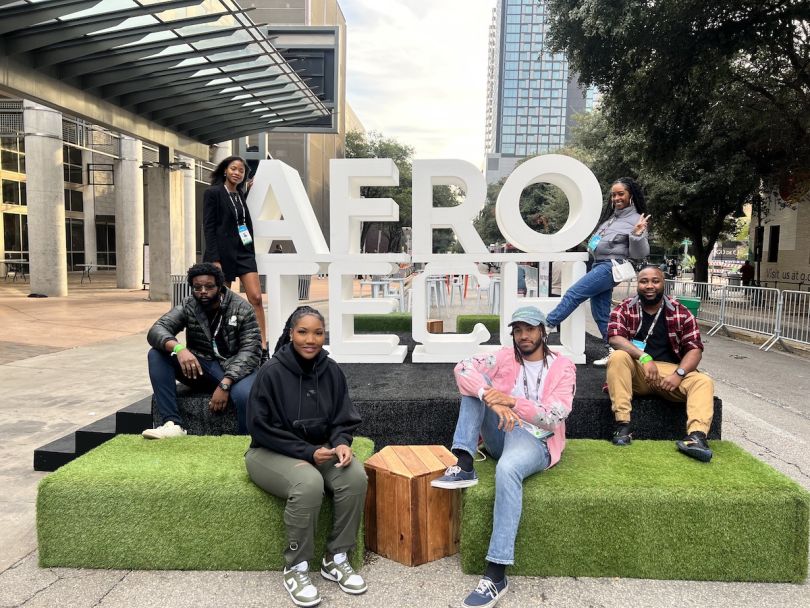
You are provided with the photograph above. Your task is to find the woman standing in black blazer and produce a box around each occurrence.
[203,155,267,357]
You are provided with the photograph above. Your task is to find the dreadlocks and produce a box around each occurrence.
[511,326,553,367]
[274,305,326,353]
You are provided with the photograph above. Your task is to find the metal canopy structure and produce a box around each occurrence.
[1,0,331,146]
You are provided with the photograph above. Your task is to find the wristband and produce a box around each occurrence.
[171,343,186,356]
[638,353,653,364]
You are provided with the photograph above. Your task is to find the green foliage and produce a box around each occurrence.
[461,440,809,582]
[353,313,412,332]
[456,315,500,334]
[37,435,373,570]
[345,130,461,252]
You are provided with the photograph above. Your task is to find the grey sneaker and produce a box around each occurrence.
[320,554,367,594]
[431,465,478,489]
[283,564,321,607]
[142,421,187,440]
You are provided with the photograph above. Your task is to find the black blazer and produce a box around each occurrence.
[202,185,256,277]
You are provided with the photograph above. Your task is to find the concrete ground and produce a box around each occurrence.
[1,272,809,607]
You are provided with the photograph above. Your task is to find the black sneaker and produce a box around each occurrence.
[676,431,713,462]
[611,423,632,446]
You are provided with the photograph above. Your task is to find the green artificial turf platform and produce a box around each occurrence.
[460,440,809,582]
[37,435,373,571]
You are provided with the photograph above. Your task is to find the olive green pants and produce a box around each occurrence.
[245,447,367,567]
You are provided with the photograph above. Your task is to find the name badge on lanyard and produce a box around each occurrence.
[238,223,253,246]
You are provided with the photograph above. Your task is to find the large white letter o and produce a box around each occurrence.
[495,154,602,252]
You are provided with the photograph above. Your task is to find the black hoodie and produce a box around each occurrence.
[246,343,362,463]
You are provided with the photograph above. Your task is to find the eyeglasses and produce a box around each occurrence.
[192,284,218,292]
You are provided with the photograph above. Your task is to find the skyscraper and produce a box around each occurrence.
[485,0,591,183]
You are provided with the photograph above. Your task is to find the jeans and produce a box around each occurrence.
[147,348,256,433]
[451,395,551,565]
[545,260,616,343]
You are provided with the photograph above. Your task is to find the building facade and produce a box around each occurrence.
[484,0,592,184]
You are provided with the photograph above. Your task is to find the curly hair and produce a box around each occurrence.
[274,306,326,353]
[186,262,225,289]
[210,155,249,191]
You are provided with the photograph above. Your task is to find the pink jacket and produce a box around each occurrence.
[454,347,577,467]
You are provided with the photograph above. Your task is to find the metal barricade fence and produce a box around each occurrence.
[664,280,723,327]
[765,290,810,351]
[707,285,780,345]
[171,274,191,308]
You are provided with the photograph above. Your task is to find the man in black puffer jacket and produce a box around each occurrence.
[143,263,261,439]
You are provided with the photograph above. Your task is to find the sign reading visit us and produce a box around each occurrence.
[245,154,602,364]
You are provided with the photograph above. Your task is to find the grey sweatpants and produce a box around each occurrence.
[245,446,367,567]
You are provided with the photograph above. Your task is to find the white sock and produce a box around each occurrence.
[333,552,348,565]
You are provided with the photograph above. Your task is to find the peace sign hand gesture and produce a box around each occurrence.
[633,214,651,236]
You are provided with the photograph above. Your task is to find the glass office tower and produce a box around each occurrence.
[485,0,589,183]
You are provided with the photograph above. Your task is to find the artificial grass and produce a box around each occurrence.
[37,435,374,571]
[456,314,500,334]
[353,312,412,332]
[461,439,809,582]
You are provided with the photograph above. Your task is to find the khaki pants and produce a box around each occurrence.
[606,350,714,435]
[245,447,367,568]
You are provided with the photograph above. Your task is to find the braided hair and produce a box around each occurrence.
[274,306,326,353]
[597,177,648,225]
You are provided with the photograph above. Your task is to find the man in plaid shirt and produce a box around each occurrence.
[605,266,715,461]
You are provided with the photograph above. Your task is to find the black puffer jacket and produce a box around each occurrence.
[247,344,362,464]
[147,288,261,381]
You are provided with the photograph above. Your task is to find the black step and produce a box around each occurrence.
[75,412,118,456]
[33,434,76,472]
[116,396,152,434]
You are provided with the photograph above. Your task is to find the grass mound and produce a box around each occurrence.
[38,435,373,571]
[461,440,809,582]
[353,313,412,332]
[456,315,500,334]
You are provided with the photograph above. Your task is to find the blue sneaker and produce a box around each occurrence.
[462,576,508,608]
[430,465,478,489]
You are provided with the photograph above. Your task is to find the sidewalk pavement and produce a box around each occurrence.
[1,273,808,607]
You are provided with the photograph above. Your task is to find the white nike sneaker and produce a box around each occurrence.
[283,562,321,607]
[141,421,187,440]
[593,347,615,367]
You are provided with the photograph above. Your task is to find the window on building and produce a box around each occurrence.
[0,137,25,173]
[2,179,26,206]
[767,225,780,263]
[3,212,28,255]
[64,218,85,270]
[63,145,83,185]
[64,189,84,212]
[96,215,116,266]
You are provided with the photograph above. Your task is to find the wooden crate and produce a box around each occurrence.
[364,445,460,566]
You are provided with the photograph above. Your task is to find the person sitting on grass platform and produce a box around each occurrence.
[142,262,261,439]
[431,305,576,608]
[246,306,367,608]
[606,265,715,461]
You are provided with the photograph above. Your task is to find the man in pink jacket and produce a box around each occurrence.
[432,306,577,608]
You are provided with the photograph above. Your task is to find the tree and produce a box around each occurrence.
[546,0,810,280]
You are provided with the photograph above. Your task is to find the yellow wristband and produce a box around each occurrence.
[638,354,653,364]
[171,343,186,356]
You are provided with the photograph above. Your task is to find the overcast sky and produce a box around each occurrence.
[339,0,495,168]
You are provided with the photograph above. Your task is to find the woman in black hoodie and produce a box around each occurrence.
[245,306,366,607]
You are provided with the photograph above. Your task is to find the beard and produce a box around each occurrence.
[516,336,544,357]
[196,293,221,312]
[639,291,664,305]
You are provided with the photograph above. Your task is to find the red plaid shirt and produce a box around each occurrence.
[608,295,703,359]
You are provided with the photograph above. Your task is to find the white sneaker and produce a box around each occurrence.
[142,421,187,440]
[321,553,367,595]
[593,347,615,367]
[284,562,321,607]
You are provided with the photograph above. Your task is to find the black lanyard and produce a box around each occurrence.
[634,303,664,344]
[227,190,246,225]
[522,363,544,402]
[210,310,224,357]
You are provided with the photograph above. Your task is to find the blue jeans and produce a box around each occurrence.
[451,395,551,565]
[147,348,256,434]
[545,260,616,343]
